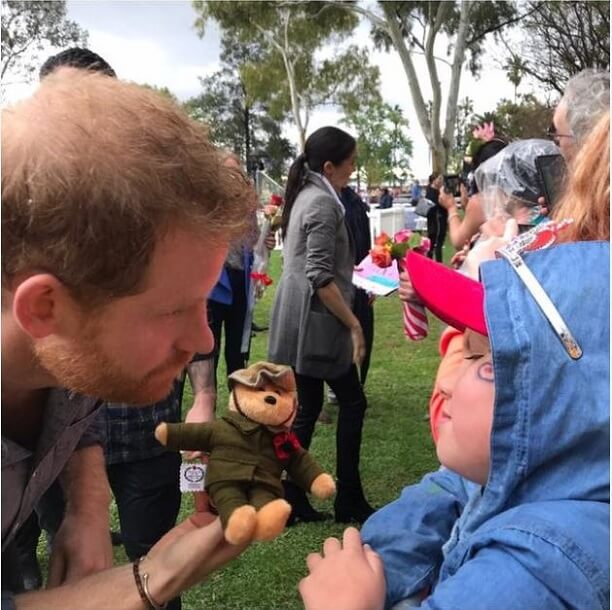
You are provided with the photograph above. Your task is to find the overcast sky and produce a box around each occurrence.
[5,0,534,179]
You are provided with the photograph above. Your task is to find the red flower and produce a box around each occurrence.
[269,194,283,207]
[374,232,391,246]
[371,244,393,268]
[250,272,273,286]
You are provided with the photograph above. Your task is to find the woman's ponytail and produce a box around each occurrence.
[281,152,308,240]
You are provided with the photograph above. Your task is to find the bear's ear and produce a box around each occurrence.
[228,390,238,413]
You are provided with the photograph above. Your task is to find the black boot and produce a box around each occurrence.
[283,481,330,525]
[334,482,376,524]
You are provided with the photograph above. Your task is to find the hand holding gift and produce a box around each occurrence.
[369,230,431,341]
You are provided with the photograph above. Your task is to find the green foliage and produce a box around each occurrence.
[369,1,517,76]
[504,1,610,94]
[343,100,413,187]
[193,1,381,145]
[352,0,525,172]
[139,83,179,104]
[448,96,474,172]
[1,0,87,81]
[472,94,554,141]
[183,37,295,181]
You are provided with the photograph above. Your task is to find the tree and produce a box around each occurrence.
[448,95,473,172]
[500,1,610,95]
[504,54,528,101]
[343,100,413,188]
[140,83,179,104]
[184,38,294,182]
[1,1,87,83]
[193,1,381,149]
[472,94,553,141]
[331,1,533,172]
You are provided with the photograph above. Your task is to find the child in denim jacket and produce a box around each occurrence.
[299,240,610,610]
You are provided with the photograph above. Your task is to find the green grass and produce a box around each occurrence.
[39,248,447,609]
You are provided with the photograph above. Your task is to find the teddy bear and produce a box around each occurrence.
[154,362,336,545]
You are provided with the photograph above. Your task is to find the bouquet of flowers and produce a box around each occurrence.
[252,194,284,299]
[370,230,431,341]
[263,194,283,232]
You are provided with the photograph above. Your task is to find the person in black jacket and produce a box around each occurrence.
[341,187,374,385]
[425,173,447,262]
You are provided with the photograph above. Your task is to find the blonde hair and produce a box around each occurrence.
[2,68,254,305]
[553,111,610,243]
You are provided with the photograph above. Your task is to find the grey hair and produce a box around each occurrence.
[561,69,610,146]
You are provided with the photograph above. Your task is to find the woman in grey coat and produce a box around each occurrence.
[268,126,374,524]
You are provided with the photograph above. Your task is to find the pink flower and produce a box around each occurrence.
[414,237,431,255]
[472,121,495,142]
[393,229,412,243]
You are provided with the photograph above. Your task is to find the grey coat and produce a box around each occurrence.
[268,172,355,379]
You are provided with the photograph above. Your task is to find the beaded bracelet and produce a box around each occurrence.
[448,211,460,222]
[133,556,168,610]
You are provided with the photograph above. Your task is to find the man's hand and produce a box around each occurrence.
[144,513,248,601]
[47,510,112,586]
[299,527,385,610]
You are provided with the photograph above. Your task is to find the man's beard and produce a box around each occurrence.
[33,323,190,405]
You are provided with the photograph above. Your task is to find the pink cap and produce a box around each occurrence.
[405,251,488,336]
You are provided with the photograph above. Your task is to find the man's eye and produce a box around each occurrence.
[465,354,485,361]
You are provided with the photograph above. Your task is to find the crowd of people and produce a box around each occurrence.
[1,43,609,610]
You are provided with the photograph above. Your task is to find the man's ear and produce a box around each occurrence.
[12,274,76,339]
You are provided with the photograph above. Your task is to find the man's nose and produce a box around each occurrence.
[176,307,214,356]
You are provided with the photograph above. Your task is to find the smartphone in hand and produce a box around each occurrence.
[535,154,566,212]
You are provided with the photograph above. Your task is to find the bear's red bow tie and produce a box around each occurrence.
[273,431,301,461]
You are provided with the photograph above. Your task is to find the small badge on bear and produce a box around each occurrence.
[180,462,207,493]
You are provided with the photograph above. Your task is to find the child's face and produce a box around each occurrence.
[436,331,495,485]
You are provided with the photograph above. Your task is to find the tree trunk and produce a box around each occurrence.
[431,145,447,175]
[279,8,306,151]
[381,4,432,150]
[442,0,471,170]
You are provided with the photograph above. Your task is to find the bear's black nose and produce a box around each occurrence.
[264,395,277,405]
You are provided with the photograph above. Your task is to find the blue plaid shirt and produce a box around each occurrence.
[104,378,183,465]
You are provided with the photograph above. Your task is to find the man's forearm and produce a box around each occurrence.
[15,564,145,610]
[62,444,111,519]
[187,358,215,395]
[186,359,216,421]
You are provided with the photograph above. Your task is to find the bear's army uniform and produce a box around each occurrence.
[162,411,324,528]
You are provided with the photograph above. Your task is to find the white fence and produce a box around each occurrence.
[367,205,427,244]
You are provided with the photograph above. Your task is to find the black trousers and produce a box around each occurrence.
[107,451,182,610]
[208,267,248,387]
[427,208,448,262]
[294,365,367,489]
[353,288,374,385]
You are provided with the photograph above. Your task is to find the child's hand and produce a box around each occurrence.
[398,269,421,304]
[299,527,385,610]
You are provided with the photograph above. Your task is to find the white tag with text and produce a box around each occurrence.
[179,462,206,493]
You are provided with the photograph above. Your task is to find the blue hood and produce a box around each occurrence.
[362,241,609,610]
[456,241,609,537]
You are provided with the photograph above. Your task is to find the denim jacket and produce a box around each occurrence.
[363,242,610,609]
